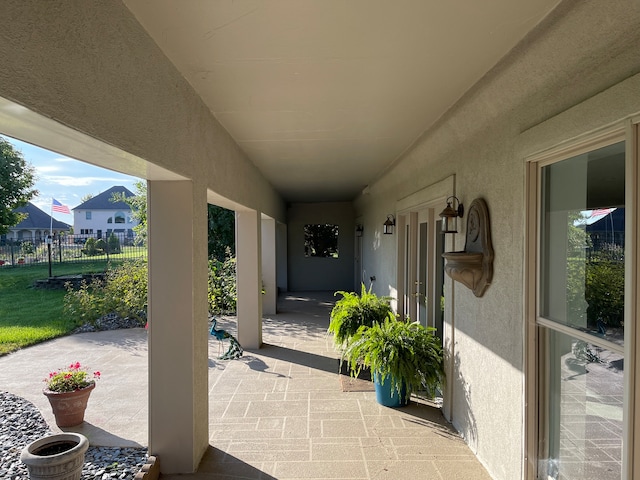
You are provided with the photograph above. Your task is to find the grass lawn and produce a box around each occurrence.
[0,261,111,356]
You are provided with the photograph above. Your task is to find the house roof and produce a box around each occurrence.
[73,186,135,211]
[12,202,71,230]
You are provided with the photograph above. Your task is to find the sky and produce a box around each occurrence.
[5,135,141,223]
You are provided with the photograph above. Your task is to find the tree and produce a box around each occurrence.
[208,205,235,260]
[81,193,94,203]
[0,137,38,235]
[111,182,235,258]
[111,181,147,245]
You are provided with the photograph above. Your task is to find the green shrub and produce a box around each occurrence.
[102,260,147,322]
[63,277,107,327]
[107,233,121,254]
[208,248,237,315]
[21,241,35,255]
[82,237,98,256]
[328,284,393,349]
[586,259,624,328]
[64,260,147,326]
[95,239,107,254]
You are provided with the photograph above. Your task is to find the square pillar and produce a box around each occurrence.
[147,180,209,473]
[236,209,262,348]
[261,217,277,315]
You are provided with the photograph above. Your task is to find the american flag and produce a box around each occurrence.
[52,198,71,214]
[589,208,614,218]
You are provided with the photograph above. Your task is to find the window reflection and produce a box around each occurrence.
[540,141,625,345]
[540,329,623,480]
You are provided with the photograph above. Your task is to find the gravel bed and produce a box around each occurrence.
[73,313,145,333]
[0,392,148,479]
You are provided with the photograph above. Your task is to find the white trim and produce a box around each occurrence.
[536,317,624,355]
[626,120,639,480]
[396,175,454,213]
[526,126,632,479]
[525,124,625,166]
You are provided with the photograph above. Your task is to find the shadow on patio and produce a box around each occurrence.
[181,292,492,479]
[0,292,491,479]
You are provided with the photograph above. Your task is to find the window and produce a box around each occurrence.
[304,224,338,258]
[107,217,113,224]
[114,212,126,224]
[539,142,624,343]
[535,140,625,480]
[85,211,92,220]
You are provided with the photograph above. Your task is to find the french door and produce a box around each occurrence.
[399,207,445,336]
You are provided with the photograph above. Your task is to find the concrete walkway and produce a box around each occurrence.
[0,292,492,479]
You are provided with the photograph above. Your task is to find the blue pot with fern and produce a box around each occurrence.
[374,372,409,407]
[345,314,444,407]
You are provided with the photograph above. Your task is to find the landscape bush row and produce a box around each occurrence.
[64,251,237,328]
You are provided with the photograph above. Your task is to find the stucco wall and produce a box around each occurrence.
[288,202,355,291]
[355,1,640,479]
[0,1,285,222]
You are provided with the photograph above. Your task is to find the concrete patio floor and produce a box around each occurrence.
[0,292,492,479]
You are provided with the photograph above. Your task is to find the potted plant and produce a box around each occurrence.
[328,283,393,350]
[20,432,89,480]
[43,362,101,427]
[344,314,445,407]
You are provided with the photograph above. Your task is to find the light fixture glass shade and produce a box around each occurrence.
[441,214,458,233]
[383,215,395,235]
[439,198,462,234]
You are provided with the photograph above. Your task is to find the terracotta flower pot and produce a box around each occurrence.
[43,383,95,427]
[20,432,89,480]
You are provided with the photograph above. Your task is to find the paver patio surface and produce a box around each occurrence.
[0,292,492,479]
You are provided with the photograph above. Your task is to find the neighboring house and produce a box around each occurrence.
[72,186,138,242]
[2,3,640,480]
[2,202,70,243]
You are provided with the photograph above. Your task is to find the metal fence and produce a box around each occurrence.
[0,233,146,267]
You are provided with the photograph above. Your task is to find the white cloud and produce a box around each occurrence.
[42,176,133,187]
[35,165,61,173]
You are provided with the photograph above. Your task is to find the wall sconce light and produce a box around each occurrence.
[383,215,396,235]
[355,224,363,237]
[439,196,464,234]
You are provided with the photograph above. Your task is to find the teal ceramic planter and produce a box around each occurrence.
[374,373,409,407]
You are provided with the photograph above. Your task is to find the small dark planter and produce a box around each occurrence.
[339,359,371,381]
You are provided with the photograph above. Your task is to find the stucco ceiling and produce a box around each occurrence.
[123,0,560,203]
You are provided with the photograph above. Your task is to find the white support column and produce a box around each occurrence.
[261,217,277,315]
[236,209,262,349]
[147,180,209,474]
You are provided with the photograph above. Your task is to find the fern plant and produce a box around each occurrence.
[328,283,393,349]
[344,313,445,402]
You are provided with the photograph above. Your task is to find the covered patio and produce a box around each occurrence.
[0,292,490,479]
[2,2,639,479]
